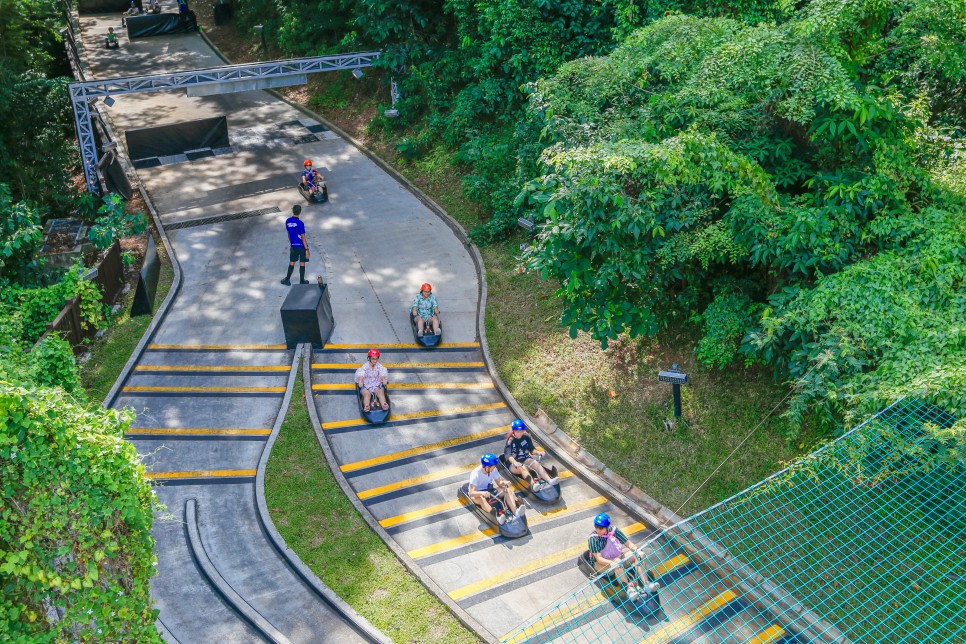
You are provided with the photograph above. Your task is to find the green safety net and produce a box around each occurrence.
[504,398,965,643]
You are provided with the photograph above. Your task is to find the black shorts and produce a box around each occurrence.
[289,247,308,263]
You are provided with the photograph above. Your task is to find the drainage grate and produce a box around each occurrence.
[166,206,282,230]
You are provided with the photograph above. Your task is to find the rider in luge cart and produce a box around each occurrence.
[504,419,558,490]
[588,513,660,602]
[468,454,524,525]
[301,159,325,195]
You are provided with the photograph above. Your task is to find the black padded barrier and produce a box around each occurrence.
[79,0,142,14]
[125,116,229,161]
[131,234,161,316]
[126,11,198,38]
[280,284,335,349]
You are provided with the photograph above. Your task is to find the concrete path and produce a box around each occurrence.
[78,6,805,644]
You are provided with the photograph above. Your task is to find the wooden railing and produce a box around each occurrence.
[31,241,126,356]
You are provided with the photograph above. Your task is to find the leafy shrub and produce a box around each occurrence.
[0,185,43,285]
[87,194,147,251]
[0,384,159,642]
[25,335,80,394]
[8,266,105,344]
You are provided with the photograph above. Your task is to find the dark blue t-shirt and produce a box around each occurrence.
[285,217,305,247]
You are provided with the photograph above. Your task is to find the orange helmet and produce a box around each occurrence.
[303,159,313,167]
[420,283,432,293]
[367,349,380,359]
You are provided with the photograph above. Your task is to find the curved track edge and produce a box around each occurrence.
[257,346,391,644]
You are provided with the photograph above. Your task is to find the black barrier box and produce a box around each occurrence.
[280,285,334,349]
[126,12,198,39]
[126,116,228,161]
[79,0,142,14]
[131,234,160,316]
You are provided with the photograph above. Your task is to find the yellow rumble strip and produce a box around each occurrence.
[323,342,479,349]
[448,522,646,601]
[356,463,476,500]
[135,365,290,372]
[638,589,740,644]
[321,402,506,430]
[145,469,256,480]
[147,344,288,350]
[123,386,286,394]
[313,382,493,391]
[341,425,510,473]
[749,625,787,644]
[126,428,272,436]
[313,362,485,369]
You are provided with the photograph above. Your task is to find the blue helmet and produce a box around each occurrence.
[511,419,526,432]
[594,513,611,529]
[481,453,498,467]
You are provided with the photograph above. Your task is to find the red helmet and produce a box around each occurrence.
[303,159,313,167]
[367,349,380,358]
[420,283,432,293]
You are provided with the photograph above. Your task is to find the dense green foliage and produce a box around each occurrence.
[0,385,160,642]
[515,2,966,429]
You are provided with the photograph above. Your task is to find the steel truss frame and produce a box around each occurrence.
[70,52,381,194]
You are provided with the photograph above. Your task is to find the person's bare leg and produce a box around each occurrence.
[416,317,425,335]
[432,315,440,334]
[376,388,388,409]
[362,389,372,411]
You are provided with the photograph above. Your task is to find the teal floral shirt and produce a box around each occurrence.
[411,293,438,319]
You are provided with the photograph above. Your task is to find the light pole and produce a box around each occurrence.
[254,24,267,60]
[658,363,688,428]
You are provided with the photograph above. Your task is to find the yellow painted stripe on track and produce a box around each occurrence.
[123,386,286,394]
[313,382,493,391]
[651,554,690,578]
[126,428,272,436]
[448,522,646,601]
[502,592,609,644]
[145,469,256,479]
[313,362,485,369]
[356,464,475,500]
[408,490,600,560]
[341,425,510,473]
[323,342,479,349]
[638,589,739,644]
[147,344,287,350]
[380,499,465,528]
[135,365,290,372]
[749,625,787,644]
[500,550,693,644]
[321,402,506,430]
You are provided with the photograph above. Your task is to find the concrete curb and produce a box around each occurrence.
[184,499,294,644]
[255,346,391,644]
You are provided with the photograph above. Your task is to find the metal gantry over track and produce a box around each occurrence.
[70,52,381,194]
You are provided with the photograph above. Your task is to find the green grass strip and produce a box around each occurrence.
[264,369,481,644]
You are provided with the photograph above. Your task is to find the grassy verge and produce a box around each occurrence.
[79,231,174,403]
[263,368,481,644]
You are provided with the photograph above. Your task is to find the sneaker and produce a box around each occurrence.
[417,331,424,337]
[280,278,291,285]
[299,279,310,284]
[531,481,545,492]
[546,476,559,486]
[514,505,526,519]
[497,512,507,525]
[645,582,661,594]
[626,585,641,602]
[435,329,442,335]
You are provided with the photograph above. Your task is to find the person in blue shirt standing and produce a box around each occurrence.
[281,204,310,286]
